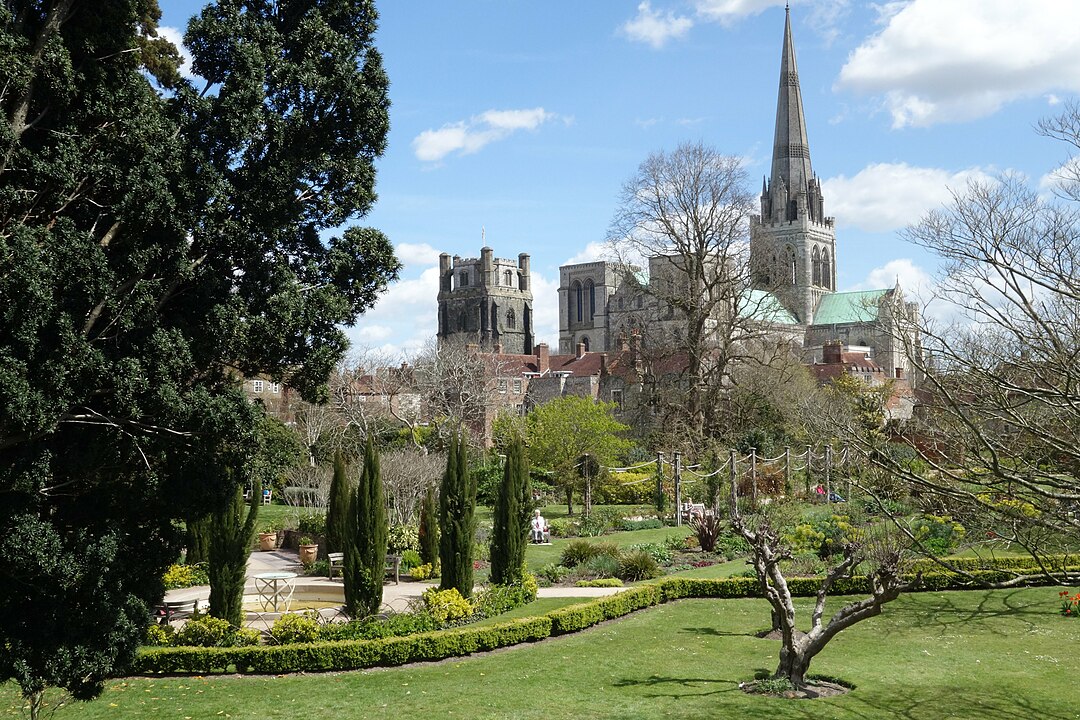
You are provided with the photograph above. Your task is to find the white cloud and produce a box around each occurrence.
[620,2,694,48]
[822,162,994,232]
[529,271,561,348]
[157,26,194,79]
[412,108,560,163]
[1039,156,1080,195]
[849,258,933,297]
[837,0,1080,127]
[395,242,441,268]
[694,0,781,25]
[563,242,609,266]
[354,324,393,342]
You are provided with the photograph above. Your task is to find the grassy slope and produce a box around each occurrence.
[7,587,1078,719]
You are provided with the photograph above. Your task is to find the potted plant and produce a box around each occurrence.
[298,536,318,564]
[258,524,278,552]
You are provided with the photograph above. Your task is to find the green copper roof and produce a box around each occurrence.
[742,289,799,325]
[812,289,889,325]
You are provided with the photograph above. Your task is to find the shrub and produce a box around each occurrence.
[628,542,674,565]
[578,507,623,537]
[579,553,621,580]
[715,532,751,560]
[297,513,326,537]
[410,563,435,580]
[537,563,570,584]
[176,615,252,648]
[270,613,321,644]
[618,518,663,531]
[400,549,422,571]
[690,514,723,552]
[388,524,420,554]
[546,518,575,538]
[575,578,623,587]
[663,533,689,552]
[560,540,620,567]
[472,575,539,619]
[910,514,966,555]
[420,587,473,624]
[302,559,329,577]
[618,550,662,581]
[144,623,176,647]
[162,563,209,590]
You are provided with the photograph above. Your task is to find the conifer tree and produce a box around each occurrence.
[208,477,260,628]
[418,484,439,568]
[439,433,476,597]
[344,437,387,617]
[325,452,351,554]
[489,439,531,585]
[184,515,212,565]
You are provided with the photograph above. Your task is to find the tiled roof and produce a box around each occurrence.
[741,288,799,325]
[812,289,889,325]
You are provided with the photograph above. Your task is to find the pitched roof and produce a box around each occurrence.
[812,289,889,325]
[742,288,799,325]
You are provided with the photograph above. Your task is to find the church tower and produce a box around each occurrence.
[437,247,534,355]
[750,6,836,324]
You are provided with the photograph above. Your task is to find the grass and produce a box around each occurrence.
[526,525,692,569]
[6,586,1078,719]
[464,597,592,628]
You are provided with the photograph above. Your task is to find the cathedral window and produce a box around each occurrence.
[784,245,796,284]
[812,246,821,286]
[821,249,831,289]
[586,280,596,320]
[581,336,590,351]
[573,281,583,322]
[504,269,513,286]
[507,308,516,329]
[458,271,469,288]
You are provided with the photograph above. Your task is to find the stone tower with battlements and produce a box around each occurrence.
[437,247,534,354]
[750,6,836,325]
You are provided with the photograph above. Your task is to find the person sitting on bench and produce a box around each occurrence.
[531,509,549,543]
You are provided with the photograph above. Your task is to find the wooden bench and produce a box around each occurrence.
[153,599,198,624]
[327,552,401,584]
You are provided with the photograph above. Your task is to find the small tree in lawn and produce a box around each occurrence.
[728,473,915,691]
[418,485,439,569]
[344,437,387,617]
[439,432,477,597]
[490,439,531,586]
[208,477,260,628]
[325,452,351,554]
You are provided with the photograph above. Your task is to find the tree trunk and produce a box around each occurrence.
[564,487,574,516]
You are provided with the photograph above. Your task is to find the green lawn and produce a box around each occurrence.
[525,525,692,569]
[6,587,1078,719]
[464,597,592,628]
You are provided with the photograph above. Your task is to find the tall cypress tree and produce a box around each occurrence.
[344,437,387,617]
[325,452,351,554]
[208,477,259,628]
[439,433,476,597]
[184,514,212,565]
[418,484,439,568]
[490,440,531,585]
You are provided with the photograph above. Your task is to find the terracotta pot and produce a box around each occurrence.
[299,544,318,564]
[258,532,277,552]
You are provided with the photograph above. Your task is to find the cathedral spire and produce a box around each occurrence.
[768,6,818,223]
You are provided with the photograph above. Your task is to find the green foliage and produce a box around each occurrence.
[0,0,396,703]
[420,588,473,625]
[176,616,257,648]
[546,518,576,538]
[618,550,663,581]
[490,439,531,585]
[387,524,420,554]
[270,613,321,645]
[400,550,423,571]
[579,553,622,580]
[325,452,351,555]
[536,563,571,584]
[162,563,210,590]
[471,575,539,619]
[575,578,624,587]
[472,460,504,507]
[439,433,477,598]
[628,542,674,565]
[208,481,260,628]
[560,540,620,567]
[418,485,439,568]
[144,624,176,648]
[748,676,797,695]
[345,437,388,617]
[185,516,212,565]
[297,514,326,537]
[619,518,664,531]
[910,514,966,555]
[577,507,624,537]
[1060,589,1080,617]
[410,563,436,580]
[599,471,656,505]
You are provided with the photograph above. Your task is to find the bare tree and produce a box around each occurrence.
[607,141,786,453]
[330,347,422,441]
[381,448,445,526]
[847,103,1080,582]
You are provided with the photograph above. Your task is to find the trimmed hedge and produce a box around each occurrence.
[136,560,1080,675]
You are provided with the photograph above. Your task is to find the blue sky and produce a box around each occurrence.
[157,0,1080,358]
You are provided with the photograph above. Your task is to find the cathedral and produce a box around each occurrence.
[557,7,918,385]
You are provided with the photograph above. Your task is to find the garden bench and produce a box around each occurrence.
[153,599,198,624]
[327,552,400,584]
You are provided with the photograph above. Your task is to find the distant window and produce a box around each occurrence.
[507,308,516,329]
[513,378,522,393]
[504,269,513,286]
[812,246,821,286]
[269,382,280,394]
[459,271,469,287]
[586,279,596,319]
[498,379,508,393]
[581,336,590,351]
[252,380,264,393]
[574,281,583,322]
[611,389,623,410]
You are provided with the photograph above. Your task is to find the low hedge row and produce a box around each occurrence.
[909,554,1078,574]
[136,562,1078,675]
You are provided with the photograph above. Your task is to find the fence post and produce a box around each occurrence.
[655,452,665,515]
[749,448,758,507]
[674,452,682,526]
[583,452,592,519]
[806,444,813,496]
[825,445,832,505]
[784,446,792,496]
[729,448,738,513]
[844,445,852,500]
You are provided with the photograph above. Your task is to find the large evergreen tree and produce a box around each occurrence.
[439,433,476,597]
[207,478,260,628]
[325,452,351,554]
[489,439,530,585]
[418,484,439,568]
[344,437,387,617]
[0,0,396,708]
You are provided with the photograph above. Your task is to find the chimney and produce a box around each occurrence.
[536,342,549,374]
[494,342,503,354]
[576,342,586,360]
[823,340,842,365]
[600,353,608,377]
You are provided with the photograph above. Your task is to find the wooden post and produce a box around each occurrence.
[805,444,813,496]
[825,445,832,505]
[749,447,758,506]
[655,452,664,515]
[784,446,792,496]
[674,452,682,527]
[583,453,592,519]
[729,448,739,516]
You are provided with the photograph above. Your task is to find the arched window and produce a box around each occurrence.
[784,246,796,284]
[581,336,590,351]
[574,281,583,322]
[586,279,596,320]
[821,249,831,290]
[458,271,469,288]
[458,310,467,331]
[506,308,516,329]
[812,246,821,286]
[504,269,513,286]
